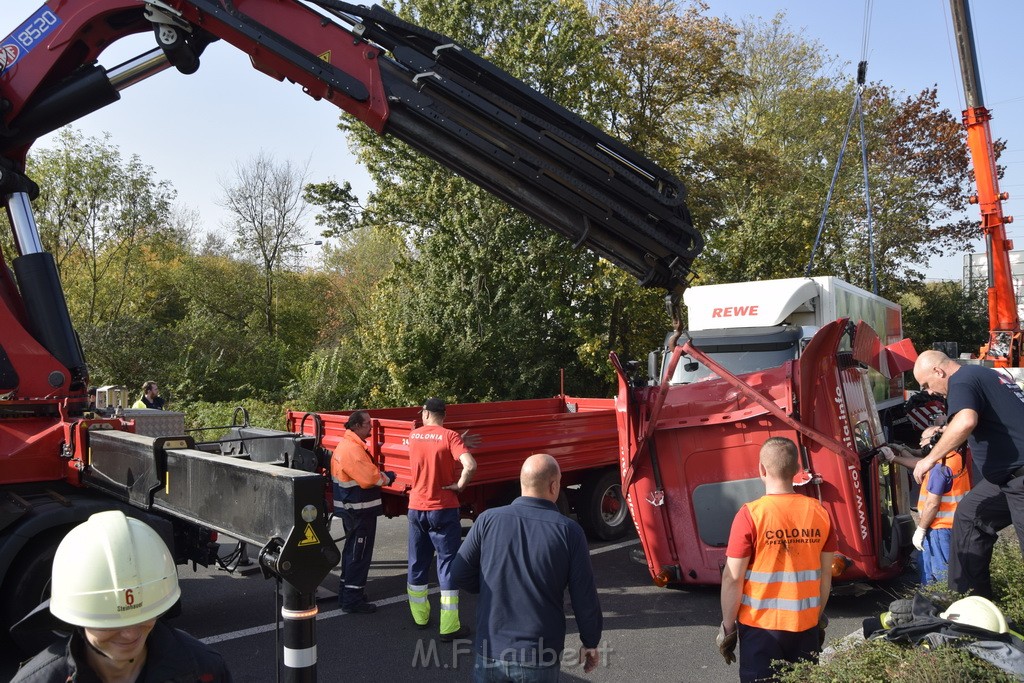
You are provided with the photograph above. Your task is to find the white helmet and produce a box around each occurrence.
[940,596,1009,634]
[49,510,180,628]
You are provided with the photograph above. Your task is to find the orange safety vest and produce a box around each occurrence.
[918,450,971,530]
[738,494,831,633]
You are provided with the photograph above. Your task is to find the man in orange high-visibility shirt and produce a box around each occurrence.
[717,437,836,682]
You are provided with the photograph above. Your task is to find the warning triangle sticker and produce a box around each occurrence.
[317,50,331,63]
[298,523,320,546]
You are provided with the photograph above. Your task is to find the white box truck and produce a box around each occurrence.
[661,276,904,409]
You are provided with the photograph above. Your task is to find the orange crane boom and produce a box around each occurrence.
[950,0,1018,365]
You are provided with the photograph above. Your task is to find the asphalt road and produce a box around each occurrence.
[2,515,908,682]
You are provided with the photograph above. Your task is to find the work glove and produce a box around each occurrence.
[877,446,897,463]
[384,470,397,486]
[818,613,829,649]
[880,599,915,629]
[716,623,737,665]
[912,526,927,552]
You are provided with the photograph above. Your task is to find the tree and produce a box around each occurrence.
[596,0,745,166]
[901,281,987,360]
[26,128,177,328]
[693,16,973,298]
[219,152,311,337]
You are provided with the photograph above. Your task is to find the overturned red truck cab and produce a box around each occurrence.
[615,277,919,587]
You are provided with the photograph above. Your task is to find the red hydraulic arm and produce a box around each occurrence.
[0,1,701,430]
[0,0,700,292]
[949,0,1018,365]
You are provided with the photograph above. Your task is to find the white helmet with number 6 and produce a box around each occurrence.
[49,510,180,628]
[940,596,1009,634]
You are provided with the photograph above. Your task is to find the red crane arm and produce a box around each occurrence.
[1,0,701,294]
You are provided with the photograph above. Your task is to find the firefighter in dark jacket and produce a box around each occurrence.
[11,510,231,683]
[331,410,396,613]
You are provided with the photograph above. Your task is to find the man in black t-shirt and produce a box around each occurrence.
[912,350,1024,597]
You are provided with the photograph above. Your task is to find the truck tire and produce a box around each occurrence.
[577,469,631,541]
[2,531,64,656]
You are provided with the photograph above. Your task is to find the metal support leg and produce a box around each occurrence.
[281,581,318,683]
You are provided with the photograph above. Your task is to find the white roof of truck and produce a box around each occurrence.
[685,278,820,330]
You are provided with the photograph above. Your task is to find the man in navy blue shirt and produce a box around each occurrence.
[912,350,1024,597]
[452,453,603,682]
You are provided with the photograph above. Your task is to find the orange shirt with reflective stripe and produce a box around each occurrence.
[727,493,835,632]
[917,450,971,530]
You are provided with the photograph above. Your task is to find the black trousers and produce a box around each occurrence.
[948,475,1024,598]
[337,507,379,608]
[737,623,818,683]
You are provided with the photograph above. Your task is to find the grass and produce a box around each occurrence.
[776,537,1023,682]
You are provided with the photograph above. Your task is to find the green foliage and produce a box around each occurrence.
[303,180,363,238]
[288,346,363,412]
[991,538,1024,625]
[777,539,1024,682]
[694,17,972,295]
[778,639,1016,683]
[900,281,987,360]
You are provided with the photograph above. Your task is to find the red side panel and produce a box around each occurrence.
[0,418,65,483]
[288,395,619,505]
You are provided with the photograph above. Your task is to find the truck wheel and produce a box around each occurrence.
[2,533,64,655]
[556,490,571,517]
[577,469,630,541]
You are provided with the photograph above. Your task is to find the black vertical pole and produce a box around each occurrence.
[280,581,318,683]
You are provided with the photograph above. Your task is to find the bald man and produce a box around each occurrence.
[911,349,1024,597]
[452,454,603,682]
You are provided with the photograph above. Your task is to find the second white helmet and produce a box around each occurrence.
[940,596,1009,634]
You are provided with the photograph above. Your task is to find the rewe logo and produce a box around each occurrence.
[710,305,759,318]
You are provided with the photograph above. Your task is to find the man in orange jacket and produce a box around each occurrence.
[331,410,395,613]
[717,437,836,682]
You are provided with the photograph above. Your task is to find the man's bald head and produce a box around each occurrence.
[913,349,957,396]
[521,453,561,501]
[914,349,949,375]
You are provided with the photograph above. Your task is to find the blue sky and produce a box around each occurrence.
[2,1,1021,280]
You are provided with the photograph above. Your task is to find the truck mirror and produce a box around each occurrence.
[648,351,659,384]
[683,361,699,373]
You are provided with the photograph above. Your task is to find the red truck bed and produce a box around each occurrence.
[287,395,630,539]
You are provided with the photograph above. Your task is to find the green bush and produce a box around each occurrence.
[991,537,1024,625]
[777,538,1024,682]
[779,640,1016,683]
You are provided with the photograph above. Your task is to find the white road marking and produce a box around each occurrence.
[200,538,640,645]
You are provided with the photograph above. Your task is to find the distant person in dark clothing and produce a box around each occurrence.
[132,380,165,410]
[453,453,603,682]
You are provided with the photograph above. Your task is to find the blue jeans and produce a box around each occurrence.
[919,527,951,586]
[408,508,462,589]
[472,653,560,683]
